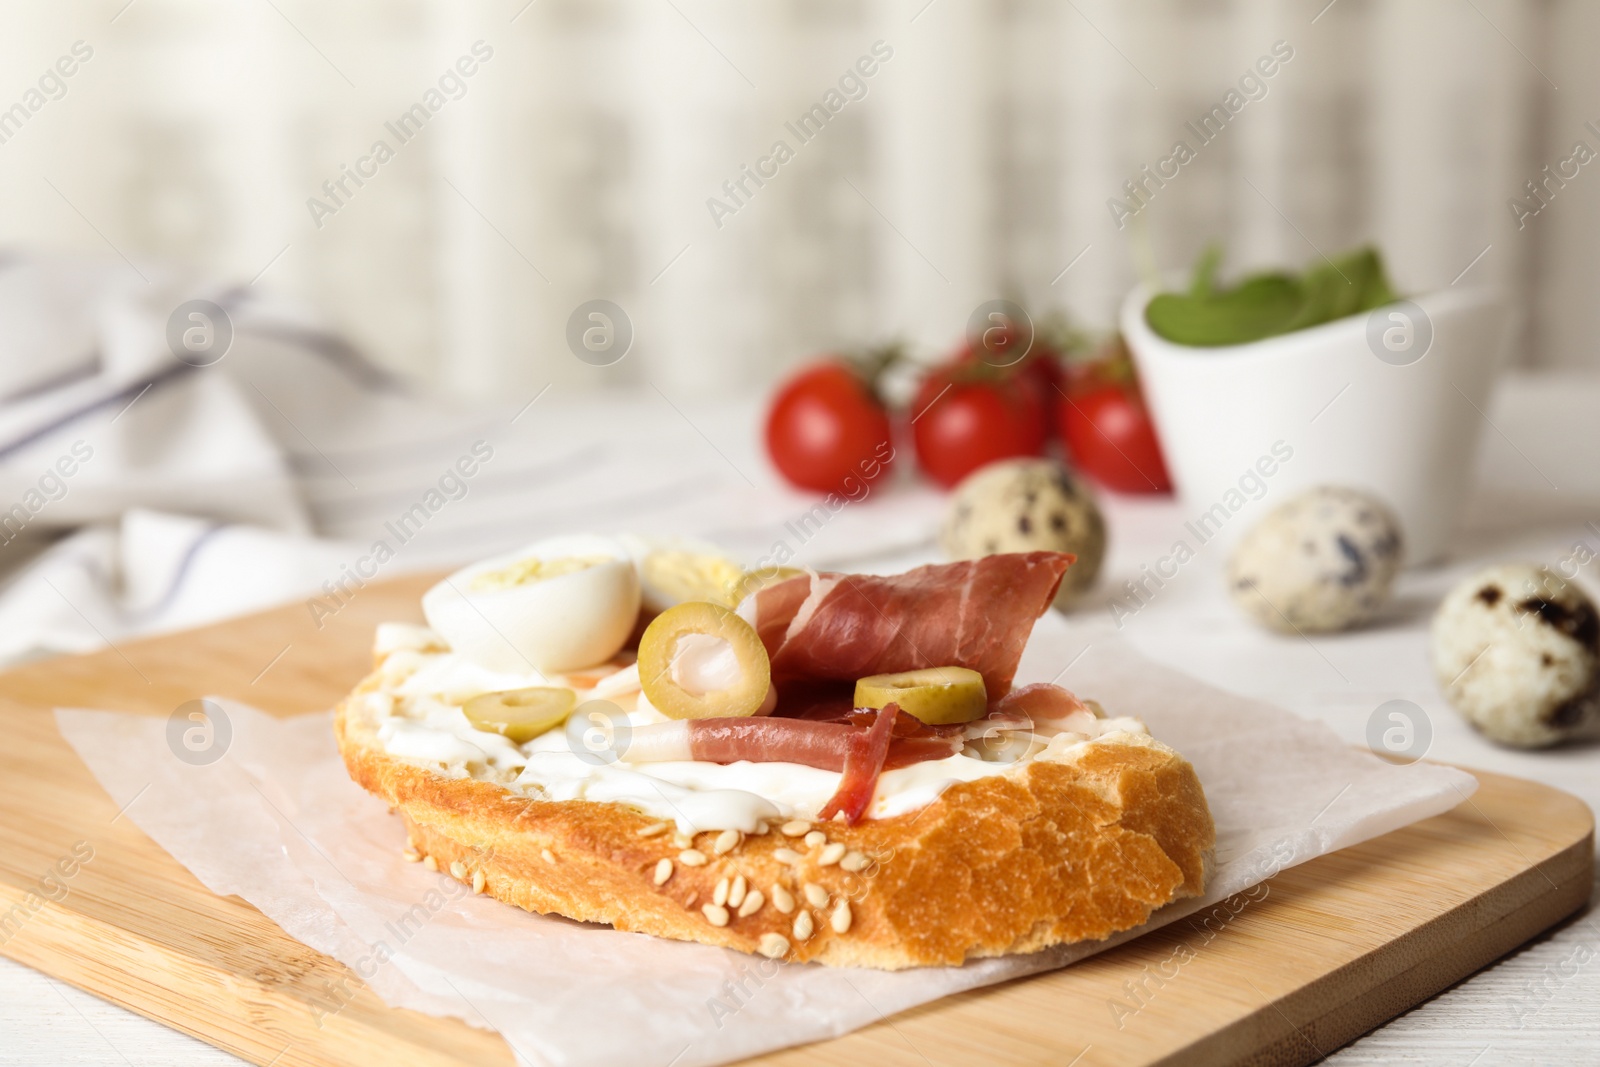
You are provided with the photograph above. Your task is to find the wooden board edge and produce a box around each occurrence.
[0,889,514,1067]
[1157,825,1596,1067]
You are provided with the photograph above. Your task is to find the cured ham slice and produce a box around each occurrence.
[817,703,898,825]
[619,714,960,772]
[740,553,1072,699]
[686,718,854,768]
[990,682,1105,738]
[614,555,1075,824]
[991,682,1092,725]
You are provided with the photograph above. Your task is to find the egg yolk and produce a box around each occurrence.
[470,554,613,593]
[641,550,747,607]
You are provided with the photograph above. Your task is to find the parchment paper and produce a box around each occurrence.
[56,618,1476,1067]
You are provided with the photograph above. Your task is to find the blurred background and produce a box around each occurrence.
[3,0,1598,401]
[0,0,1595,690]
[0,0,1595,667]
[4,4,1600,1062]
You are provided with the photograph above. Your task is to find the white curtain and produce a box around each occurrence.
[0,0,1585,399]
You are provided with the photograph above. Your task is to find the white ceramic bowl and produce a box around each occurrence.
[1120,283,1511,565]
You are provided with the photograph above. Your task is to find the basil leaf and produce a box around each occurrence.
[1147,273,1302,346]
[1189,243,1224,298]
[1146,244,1399,347]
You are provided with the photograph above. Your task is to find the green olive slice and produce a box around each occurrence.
[463,687,577,743]
[855,667,988,725]
[638,601,771,720]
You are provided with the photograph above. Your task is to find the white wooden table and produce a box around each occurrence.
[3,374,1597,1066]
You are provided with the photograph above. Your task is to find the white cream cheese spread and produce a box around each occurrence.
[366,626,1150,834]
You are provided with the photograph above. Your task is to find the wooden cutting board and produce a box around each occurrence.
[0,574,1591,1067]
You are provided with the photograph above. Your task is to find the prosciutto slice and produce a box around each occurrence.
[740,552,1072,699]
[621,714,960,771]
[816,702,898,825]
[989,681,1102,736]
[685,718,855,769]
[991,681,1092,724]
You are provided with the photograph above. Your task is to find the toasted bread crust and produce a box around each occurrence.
[335,668,1215,969]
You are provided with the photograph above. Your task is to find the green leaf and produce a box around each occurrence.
[1147,243,1401,347]
[1146,273,1302,346]
[1189,242,1225,298]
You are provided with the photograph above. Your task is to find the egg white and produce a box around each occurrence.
[422,534,641,673]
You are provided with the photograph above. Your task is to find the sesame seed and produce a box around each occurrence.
[637,822,671,838]
[780,820,810,837]
[728,875,747,908]
[713,829,741,855]
[713,878,730,907]
[449,861,467,880]
[678,848,708,867]
[753,821,770,835]
[423,854,438,872]
[541,849,557,864]
[840,851,869,872]
[758,933,790,959]
[653,858,674,885]
[672,832,694,849]
[804,830,826,848]
[771,884,795,914]
[803,883,829,909]
[831,899,852,933]
[818,843,846,866]
[737,889,764,917]
[773,848,804,866]
[702,903,730,927]
[402,850,421,863]
[792,910,814,940]
[472,869,486,894]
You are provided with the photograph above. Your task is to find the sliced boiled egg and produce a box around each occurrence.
[729,564,807,606]
[422,535,641,674]
[621,535,747,613]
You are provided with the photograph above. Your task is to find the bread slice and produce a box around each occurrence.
[335,666,1215,970]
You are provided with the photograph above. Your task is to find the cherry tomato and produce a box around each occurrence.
[1007,365,1053,454]
[911,366,1048,489]
[1011,348,1063,419]
[947,334,1062,451]
[765,361,895,495]
[1056,339,1172,494]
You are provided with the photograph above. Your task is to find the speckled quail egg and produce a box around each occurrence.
[939,458,1106,608]
[1430,563,1600,748]
[1228,486,1403,633]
